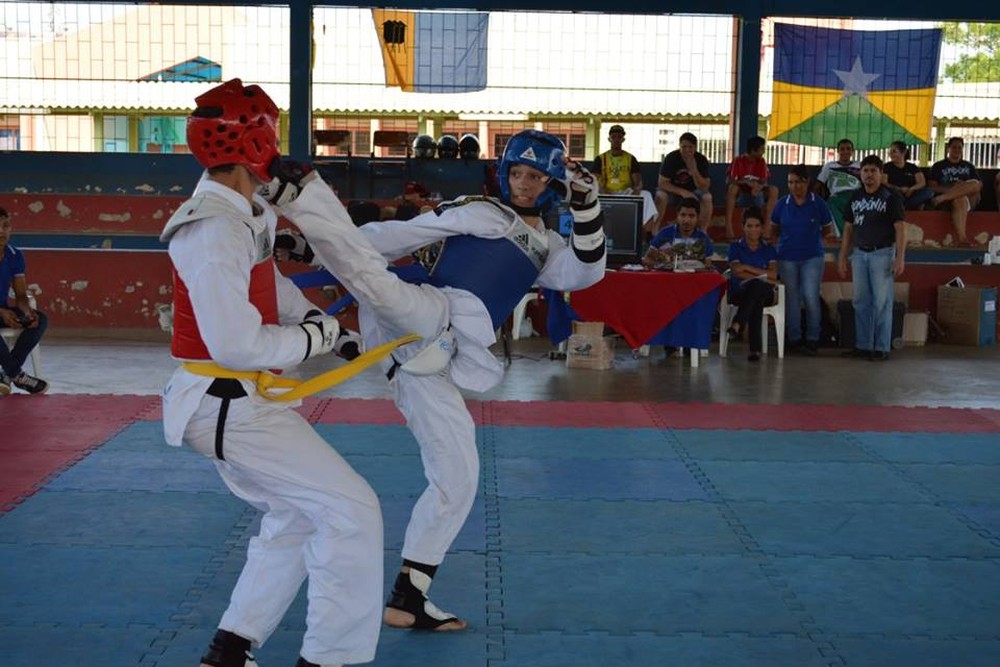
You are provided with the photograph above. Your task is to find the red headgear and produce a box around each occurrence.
[186,78,280,182]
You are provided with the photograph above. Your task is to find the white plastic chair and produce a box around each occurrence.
[511,288,539,341]
[719,283,785,359]
[1,293,43,375]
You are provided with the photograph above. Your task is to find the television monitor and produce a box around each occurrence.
[545,196,644,267]
[597,195,644,267]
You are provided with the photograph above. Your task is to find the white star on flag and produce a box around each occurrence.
[833,57,881,97]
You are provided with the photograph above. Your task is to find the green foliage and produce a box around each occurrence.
[944,53,1000,83]
[941,22,1000,83]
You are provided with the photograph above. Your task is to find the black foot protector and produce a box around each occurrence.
[385,570,463,630]
[200,629,257,667]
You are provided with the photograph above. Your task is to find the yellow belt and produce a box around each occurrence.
[183,333,419,402]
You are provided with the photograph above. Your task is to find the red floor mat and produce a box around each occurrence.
[4,394,997,512]
[309,399,662,428]
[198,397,1000,432]
[0,394,158,422]
[0,421,134,452]
[0,395,158,510]
[310,398,405,424]
[484,400,658,428]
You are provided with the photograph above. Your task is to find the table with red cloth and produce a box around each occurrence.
[547,269,727,350]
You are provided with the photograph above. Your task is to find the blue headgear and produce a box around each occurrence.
[497,130,566,211]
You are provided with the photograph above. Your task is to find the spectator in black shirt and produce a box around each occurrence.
[654,132,713,231]
[837,155,906,361]
[882,141,935,210]
[928,137,983,246]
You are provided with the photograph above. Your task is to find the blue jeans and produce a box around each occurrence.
[850,247,895,353]
[904,188,936,211]
[0,308,47,377]
[736,191,766,208]
[778,256,825,344]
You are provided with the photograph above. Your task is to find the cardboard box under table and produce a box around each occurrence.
[936,285,997,347]
[566,321,616,370]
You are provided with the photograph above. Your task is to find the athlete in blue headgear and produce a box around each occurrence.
[264,128,606,632]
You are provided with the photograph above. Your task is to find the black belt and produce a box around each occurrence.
[856,243,893,252]
[385,358,401,382]
[206,378,247,399]
[205,379,247,461]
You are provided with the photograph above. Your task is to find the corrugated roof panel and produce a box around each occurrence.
[3,77,995,123]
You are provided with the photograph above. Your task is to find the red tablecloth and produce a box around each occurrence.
[570,270,727,349]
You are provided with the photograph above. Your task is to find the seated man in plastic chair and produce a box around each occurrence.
[0,206,48,395]
[265,129,607,633]
[725,206,779,362]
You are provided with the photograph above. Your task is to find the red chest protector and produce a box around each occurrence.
[171,258,279,361]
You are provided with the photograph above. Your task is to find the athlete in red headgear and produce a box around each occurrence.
[162,79,452,667]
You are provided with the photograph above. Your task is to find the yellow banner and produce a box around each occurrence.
[372,9,417,91]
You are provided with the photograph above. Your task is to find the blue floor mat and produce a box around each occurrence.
[2,418,998,666]
[851,432,1000,464]
[696,460,932,503]
[496,457,708,500]
[674,428,874,461]
[776,556,1000,637]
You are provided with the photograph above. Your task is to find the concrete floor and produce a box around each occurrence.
[35,331,1000,409]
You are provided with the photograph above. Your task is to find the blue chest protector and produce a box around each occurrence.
[428,226,548,330]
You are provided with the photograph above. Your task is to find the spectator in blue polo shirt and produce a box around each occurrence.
[642,197,716,358]
[642,197,715,268]
[727,206,778,362]
[769,165,835,356]
[0,206,49,395]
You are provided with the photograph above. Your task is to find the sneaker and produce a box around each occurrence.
[0,373,10,397]
[12,372,48,394]
[869,351,890,362]
[803,341,819,356]
[841,348,869,359]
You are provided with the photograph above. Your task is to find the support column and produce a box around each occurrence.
[289,1,313,161]
[733,13,763,158]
